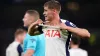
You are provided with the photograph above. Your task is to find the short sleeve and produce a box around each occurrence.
[65,20,77,28]
[27,36,37,51]
[61,19,77,28]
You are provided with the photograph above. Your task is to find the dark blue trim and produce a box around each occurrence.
[17,44,23,56]
[60,19,76,56]
[65,20,76,28]
[66,32,71,56]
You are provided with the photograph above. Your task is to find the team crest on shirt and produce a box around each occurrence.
[30,39,36,43]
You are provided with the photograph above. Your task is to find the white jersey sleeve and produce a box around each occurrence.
[61,19,77,28]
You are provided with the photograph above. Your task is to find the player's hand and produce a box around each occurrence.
[29,19,43,28]
[35,19,43,25]
[33,19,43,26]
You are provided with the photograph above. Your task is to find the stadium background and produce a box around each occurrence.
[0,0,100,56]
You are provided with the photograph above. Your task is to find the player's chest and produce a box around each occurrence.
[42,28,61,38]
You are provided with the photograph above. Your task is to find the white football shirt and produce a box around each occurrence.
[42,19,76,56]
[6,41,20,56]
[69,48,88,56]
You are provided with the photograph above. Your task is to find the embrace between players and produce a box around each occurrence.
[22,0,90,56]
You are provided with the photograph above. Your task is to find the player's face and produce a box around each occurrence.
[18,32,26,43]
[23,13,35,27]
[43,6,54,21]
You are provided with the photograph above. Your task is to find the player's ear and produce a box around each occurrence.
[54,9,56,12]
[52,9,57,14]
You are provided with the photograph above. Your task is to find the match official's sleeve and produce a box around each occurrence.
[27,36,37,51]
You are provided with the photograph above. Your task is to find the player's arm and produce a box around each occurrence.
[24,49,34,56]
[24,36,37,56]
[60,23,90,38]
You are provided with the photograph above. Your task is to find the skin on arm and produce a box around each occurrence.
[60,23,90,38]
[24,49,34,56]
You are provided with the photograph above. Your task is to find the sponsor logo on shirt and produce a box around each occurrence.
[45,30,61,38]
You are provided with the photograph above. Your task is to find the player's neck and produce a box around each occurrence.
[49,15,60,26]
[15,39,21,44]
[71,45,79,49]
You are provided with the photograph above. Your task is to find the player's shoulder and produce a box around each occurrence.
[69,48,73,52]
[27,34,38,41]
[69,48,76,52]
[6,42,18,51]
[26,33,30,37]
[78,48,88,53]
[26,33,36,39]
[7,42,15,48]
[60,19,77,28]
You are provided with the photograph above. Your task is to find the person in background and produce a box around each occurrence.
[23,10,45,56]
[6,28,26,56]
[69,37,88,56]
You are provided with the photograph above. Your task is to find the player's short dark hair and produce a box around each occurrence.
[15,28,26,37]
[26,10,40,19]
[71,37,80,45]
[44,0,61,12]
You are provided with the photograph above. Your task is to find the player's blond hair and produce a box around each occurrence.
[15,28,26,37]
